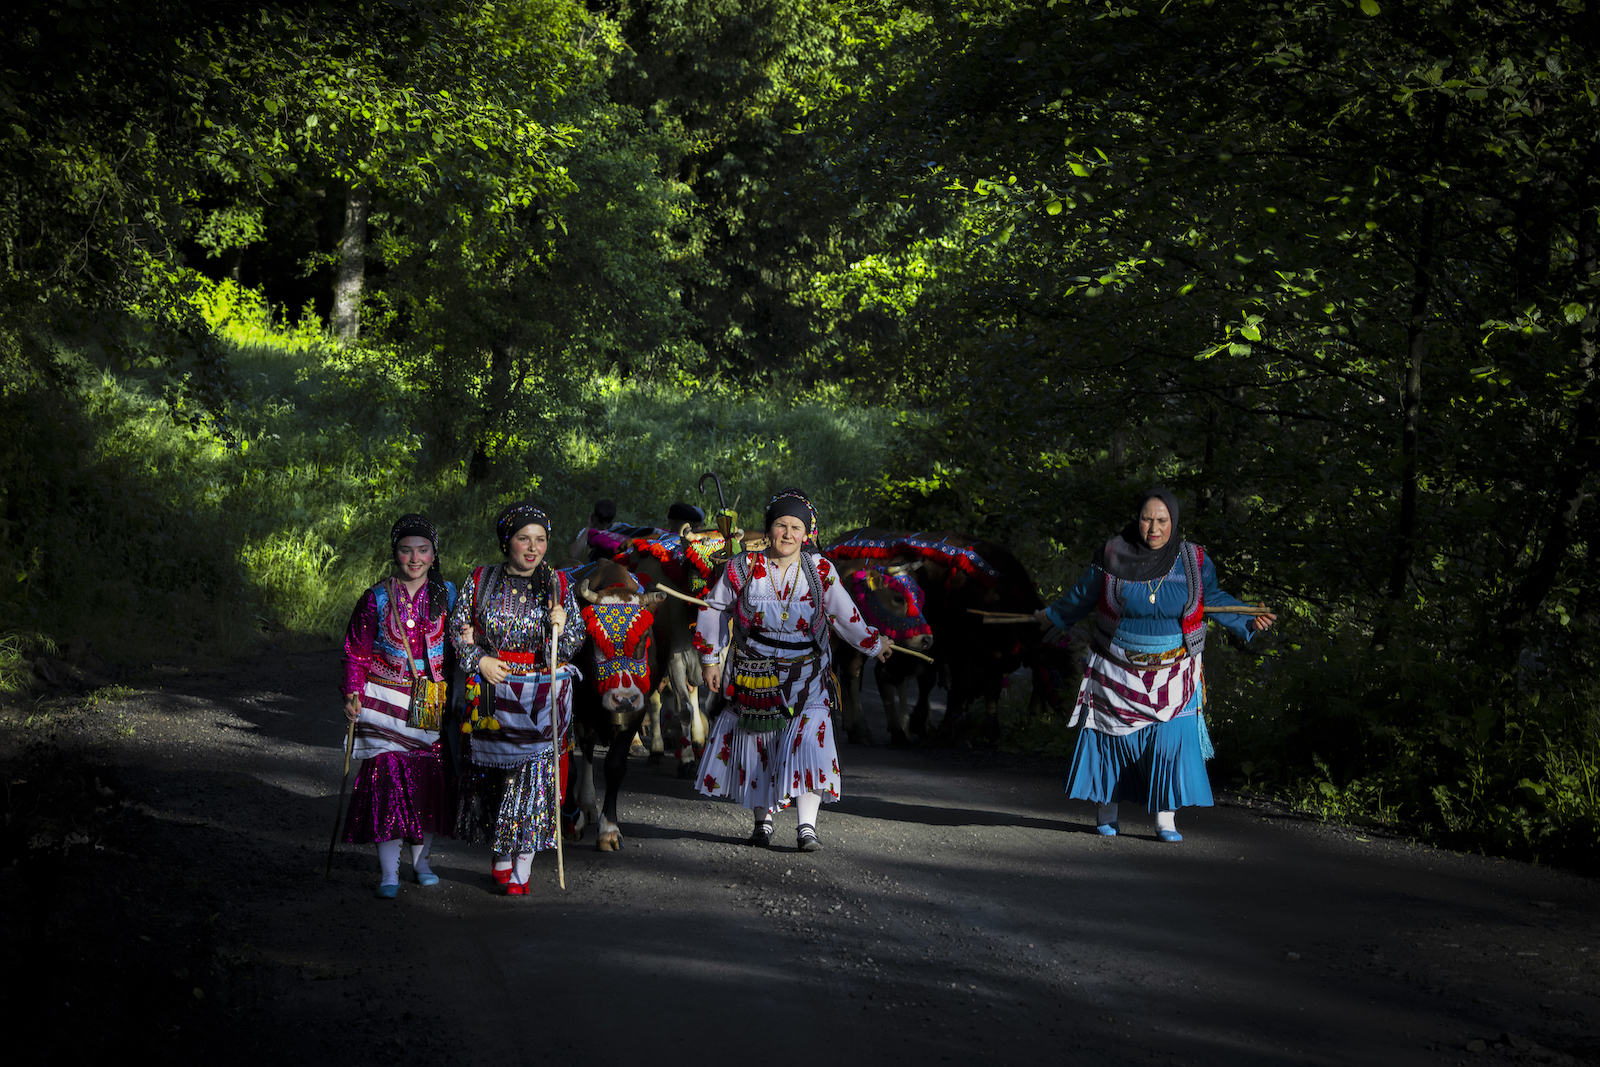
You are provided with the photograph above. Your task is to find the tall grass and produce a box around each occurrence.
[0,280,900,660]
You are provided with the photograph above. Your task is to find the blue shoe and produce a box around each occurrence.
[1157,830,1183,843]
[374,882,399,899]
[413,870,440,887]
[1095,822,1119,836]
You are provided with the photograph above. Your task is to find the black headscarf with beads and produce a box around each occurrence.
[390,513,448,620]
[764,488,819,548]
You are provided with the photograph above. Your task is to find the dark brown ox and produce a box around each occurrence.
[564,560,666,851]
[829,529,1050,745]
[824,556,936,746]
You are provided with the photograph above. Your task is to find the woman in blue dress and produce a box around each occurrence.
[1035,488,1275,841]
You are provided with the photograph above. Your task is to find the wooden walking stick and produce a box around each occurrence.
[325,716,357,879]
[548,586,566,891]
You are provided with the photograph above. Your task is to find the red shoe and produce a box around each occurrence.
[505,881,529,896]
[492,866,512,885]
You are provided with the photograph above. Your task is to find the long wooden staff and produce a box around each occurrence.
[325,717,357,879]
[548,583,566,891]
[967,606,1274,623]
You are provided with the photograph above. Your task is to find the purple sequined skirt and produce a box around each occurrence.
[344,741,453,844]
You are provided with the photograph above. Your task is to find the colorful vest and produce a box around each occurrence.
[368,579,455,684]
[1094,542,1206,658]
[727,550,829,643]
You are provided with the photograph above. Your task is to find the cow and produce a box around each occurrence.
[564,559,667,851]
[823,555,937,746]
[613,528,726,777]
[828,529,1052,746]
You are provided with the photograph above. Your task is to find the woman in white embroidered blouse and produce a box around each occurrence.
[693,489,890,851]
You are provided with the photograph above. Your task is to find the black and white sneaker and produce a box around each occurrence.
[796,824,822,852]
[747,821,774,847]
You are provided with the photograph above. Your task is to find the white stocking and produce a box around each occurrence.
[513,850,534,885]
[1156,810,1177,833]
[492,851,513,873]
[409,832,434,876]
[376,839,402,886]
[753,806,773,830]
[794,791,822,828]
[1097,802,1119,827]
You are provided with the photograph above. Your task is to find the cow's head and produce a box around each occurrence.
[577,561,666,717]
[844,561,935,652]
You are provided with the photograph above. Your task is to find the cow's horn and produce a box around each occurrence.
[885,560,924,575]
[577,578,602,604]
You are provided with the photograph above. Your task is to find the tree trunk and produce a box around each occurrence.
[332,184,370,345]
[1496,147,1600,646]
[468,339,515,486]
[1372,191,1438,651]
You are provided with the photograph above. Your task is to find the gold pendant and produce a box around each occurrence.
[781,611,789,622]
[1149,594,1157,603]
[406,619,416,628]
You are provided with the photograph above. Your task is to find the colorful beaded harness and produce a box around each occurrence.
[582,601,655,694]
[843,567,933,643]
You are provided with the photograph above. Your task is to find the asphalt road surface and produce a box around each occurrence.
[17,648,1598,1066]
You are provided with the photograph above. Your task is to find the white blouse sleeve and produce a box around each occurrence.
[694,569,738,664]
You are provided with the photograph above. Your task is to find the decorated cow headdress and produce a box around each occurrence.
[581,589,656,696]
[843,566,933,643]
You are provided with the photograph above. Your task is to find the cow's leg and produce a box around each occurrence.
[840,650,872,746]
[643,689,665,765]
[597,714,643,851]
[563,735,595,841]
[668,653,701,779]
[908,664,934,738]
[874,661,911,746]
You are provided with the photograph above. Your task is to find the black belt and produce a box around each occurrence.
[749,631,816,652]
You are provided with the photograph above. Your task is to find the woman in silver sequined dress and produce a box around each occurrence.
[451,502,583,894]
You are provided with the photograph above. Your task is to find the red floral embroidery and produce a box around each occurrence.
[757,738,769,767]
[717,736,732,762]
[858,634,876,649]
[831,758,841,774]
[805,769,814,790]
[817,719,827,747]
[702,774,720,791]
[793,770,802,789]
[796,616,812,634]
[738,768,746,787]
[692,631,715,656]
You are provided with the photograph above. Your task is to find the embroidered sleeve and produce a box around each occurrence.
[823,566,886,656]
[451,567,487,675]
[556,575,584,662]
[1043,564,1100,631]
[1200,554,1255,642]
[341,589,379,696]
[696,570,738,663]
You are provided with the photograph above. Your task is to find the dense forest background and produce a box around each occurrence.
[2,0,1596,867]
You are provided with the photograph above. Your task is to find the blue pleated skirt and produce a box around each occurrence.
[1063,714,1214,812]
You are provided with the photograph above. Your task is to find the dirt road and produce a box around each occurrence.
[4,648,1597,1066]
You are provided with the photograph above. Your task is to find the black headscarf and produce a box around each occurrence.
[1093,487,1183,583]
[494,500,554,600]
[495,501,550,554]
[390,513,448,620]
[764,488,819,547]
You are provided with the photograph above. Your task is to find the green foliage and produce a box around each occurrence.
[0,279,898,657]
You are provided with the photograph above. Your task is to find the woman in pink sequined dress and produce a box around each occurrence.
[340,514,458,898]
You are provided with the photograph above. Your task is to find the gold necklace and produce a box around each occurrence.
[767,557,801,623]
[1145,566,1170,604]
